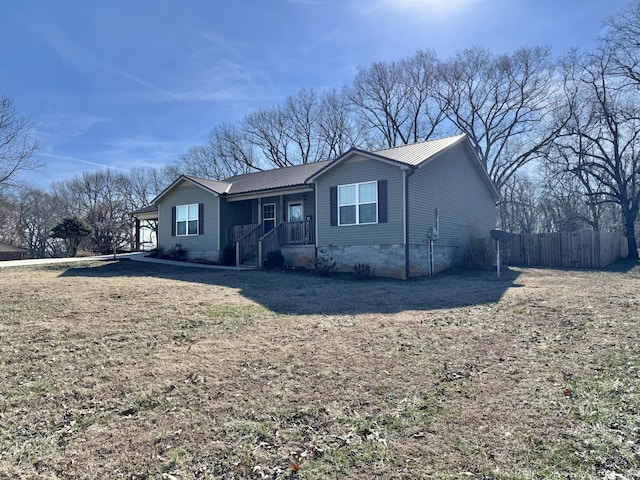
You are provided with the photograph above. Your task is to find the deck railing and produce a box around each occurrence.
[229,220,315,267]
[228,224,260,246]
[258,222,284,268]
[283,221,314,245]
[234,224,262,266]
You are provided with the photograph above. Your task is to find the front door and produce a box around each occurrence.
[287,202,303,244]
[263,203,276,234]
[288,202,303,223]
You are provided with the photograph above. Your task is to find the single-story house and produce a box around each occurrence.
[135,134,500,278]
[0,242,26,261]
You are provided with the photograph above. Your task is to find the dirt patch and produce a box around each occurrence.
[0,260,639,479]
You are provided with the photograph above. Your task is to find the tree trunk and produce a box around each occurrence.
[623,211,639,260]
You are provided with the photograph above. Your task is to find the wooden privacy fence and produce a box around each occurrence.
[506,230,628,268]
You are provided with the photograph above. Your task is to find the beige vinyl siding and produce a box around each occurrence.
[408,144,496,246]
[157,181,219,253]
[315,155,404,246]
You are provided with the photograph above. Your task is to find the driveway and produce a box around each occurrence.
[0,252,256,270]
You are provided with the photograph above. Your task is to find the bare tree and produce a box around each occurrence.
[244,106,293,168]
[16,187,63,257]
[317,89,368,158]
[0,191,21,245]
[0,95,40,188]
[537,166,619,232]
[500,174,540,233]
[400,50,448,142]
[210,123,260,174]
[52,170,132,254]
[174,144,226,179]
[283,88,325,164]
[438,46,562,192]
[347,50,446,148]
[603,0,640,85]
[553,49,640,259]
[173,123,259,179]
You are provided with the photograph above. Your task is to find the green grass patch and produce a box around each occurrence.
[201,304,268,331]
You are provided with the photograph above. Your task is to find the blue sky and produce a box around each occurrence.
[0,0,630,188]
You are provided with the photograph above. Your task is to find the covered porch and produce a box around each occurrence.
[131,205,159,251]
[224,190,315,267]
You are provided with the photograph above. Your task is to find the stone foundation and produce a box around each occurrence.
[408,243,465,276]
[317,243,465,279]
[281,245,315,268]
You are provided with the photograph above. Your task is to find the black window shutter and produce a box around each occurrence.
[378,180,388,223]
[171,206,176,236]
[330,186,338,226]
[198,203,204,235]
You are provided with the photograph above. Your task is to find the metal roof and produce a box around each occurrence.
[153,134,490,203]
[221,160,331,195]
[184,176,232,195]
[131,204,158,215]
[373,134,467,166]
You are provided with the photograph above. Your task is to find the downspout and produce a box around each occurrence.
[404,167,417,280]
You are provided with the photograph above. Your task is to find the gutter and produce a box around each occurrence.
[404,166,417,280]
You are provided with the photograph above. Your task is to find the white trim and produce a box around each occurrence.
[152,176,222,204]
[337,181,378,226]
[307,149,409,182]
[403,170,407,245]
[262,202,276,232]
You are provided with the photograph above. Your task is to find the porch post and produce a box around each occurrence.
[258,240,264,268]
[135,218,140,251]
[280,196,284,223]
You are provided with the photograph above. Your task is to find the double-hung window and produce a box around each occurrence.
[176,204,199,236]
[338,181,378,225]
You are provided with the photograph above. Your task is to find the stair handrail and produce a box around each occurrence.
[258,222,284,268]
[235,223,262,266]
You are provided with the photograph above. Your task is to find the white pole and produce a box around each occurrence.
[496,240,501,278]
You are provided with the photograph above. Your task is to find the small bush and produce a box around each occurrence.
[311,249,336,276]
[353,262,375,280]
[263,250,285,270]
[221,245,237,266]
[466,236,494,270]
[166,243,188,262]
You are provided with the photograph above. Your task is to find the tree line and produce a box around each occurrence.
[1,1,640,259]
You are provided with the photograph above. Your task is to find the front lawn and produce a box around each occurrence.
[1,260,638,479]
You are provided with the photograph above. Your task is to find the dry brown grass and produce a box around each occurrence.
[1,259,639,479]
